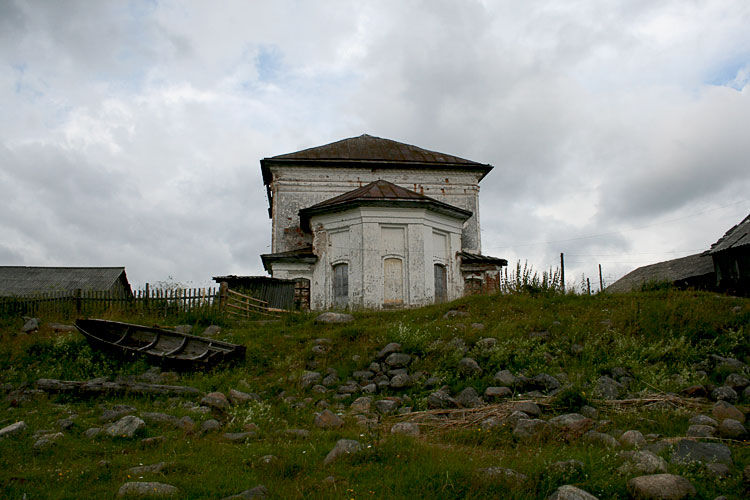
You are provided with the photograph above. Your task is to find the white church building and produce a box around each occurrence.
[259,134,506,310]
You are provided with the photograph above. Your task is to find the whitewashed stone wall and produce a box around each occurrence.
[267,165,483,254]
[305,206,465,310]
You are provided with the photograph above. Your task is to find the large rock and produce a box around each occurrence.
[220,485,268,500]
[513,418,549,441]
[323,439,362,465]
[22,317,40,333]
[724,373,750,390]
[385,353,412,368]
[594,376,624,400]
[712,400,745,423]
[389,373,413,389]
[315,312,354,324]
[391,422,420,437]
[583,430,620,449]
[201,392,230,412]
[299,371,322,389]
[477,467,527,487]
[427,390,458,409]
[627,474,695,499]
[670,439,732,466]
[484,386,512,400]
[494,370,517,387]
[350,396,373,413]
[711,386,738,403]
[117,481,180,497]
[548,485,600,500]
[106,416,146,438]
[457,357,482,377]
[456,387,482,408]
[620,430,647,449]
[717,418,747,439]
[314,409,344,429]
[376,342,401,359]
[548,413,593,440]
[618,450,668,475]
[34,432,64,449]
[513,401,541,417]
[0,421,27,438]
[228,389,260,404]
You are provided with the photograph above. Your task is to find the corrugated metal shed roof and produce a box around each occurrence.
[0,266,129,296]
[606,254,715,293]
[260,134,494,185]
[709,213,750,254]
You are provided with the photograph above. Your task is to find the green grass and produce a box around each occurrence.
[0,290,748,499]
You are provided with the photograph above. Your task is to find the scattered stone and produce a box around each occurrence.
[528,330,549,340]
[705,463,730,479]
[315,312,354,324]
[299,371,322,389]
[484,386,512,399]
[223,432,255,443]
[314,409,344,429]
[116,481,179,497]
[477,467,527,486]
[101,405,138,423]
[688,414,717,427]
[337,381,359,394]
[627,474,695,500]
[712,400,745,423]
[493,370,517,387]
[259,455,278,465]
[456,387,482,408]
[532,373,561,392]
[376,342,401,359]
[141,436,166,447]
[322,373,340,388]
[385,353,412,368]
[84,427,102,438]
[311,345,329,355]
[471,323,485,331]
[457,357,482,377]
[686,425,716,438]
[201,325,221,337]
[141,412,180,426]
[427,390,458,409]
[201,419,222,433]
[201,392,230,413]
[548,485,599,500]
[284,429,310,439]
[717,418,746,439]
[350,396,373,413]
[22,317,40,333]
[711,386,738,403]
[352,370,374,382]
[680,385,707,398]
[106,416,146,438]
[391,422,420,436]
[513,418,549,441]
[174,325,192,334]
[389,373,413,389]
[583,430,620,449]
[546,460,584,478]
[375,399,401,414]
[670,439,732,466]
[323,439,362,465]
[724,373,750,390]
[549,413,594,440]
[443,310,469,319]
[504,411,530,427]
[219,485,268,500]
[513,401,541,418]
[126,462,173,475]
[475,337,497,349]
[480,416,503,431]
[0,420,27,438]
[580,405,598,419]
[229,389,260,404]
[594,375,624,400]
[620,430,647,449]
[48,322,78,332]
[570,344,585,356]
[618,450,668,475]
[34,432,64,450]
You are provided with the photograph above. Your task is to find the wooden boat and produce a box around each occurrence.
[75,319,245,369]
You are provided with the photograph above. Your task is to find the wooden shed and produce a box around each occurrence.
[0,266,132,297]
[708,213,750,295]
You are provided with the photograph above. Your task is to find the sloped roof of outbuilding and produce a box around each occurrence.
[606,253,715,293]
[0,266,131,296]
[261,134,493,185]
[709,213,750,254]
[298,179,472,231]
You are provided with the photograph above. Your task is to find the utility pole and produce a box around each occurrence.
[560,252,565,293]
[599,264,604,292]
[587,278,591,295]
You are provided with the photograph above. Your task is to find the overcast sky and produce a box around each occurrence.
[2,0,749,291]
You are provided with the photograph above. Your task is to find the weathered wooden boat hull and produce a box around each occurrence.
[75,319,245,369]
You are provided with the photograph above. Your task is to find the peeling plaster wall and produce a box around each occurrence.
[306,206,465,310]
[267,165,483,254]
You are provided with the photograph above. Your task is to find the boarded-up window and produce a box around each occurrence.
[383,258,404,306]
[333,263,348,308]
[434,264,447,303]
[464,277,482,296]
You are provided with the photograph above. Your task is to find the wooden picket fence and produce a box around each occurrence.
[0,283,291,319]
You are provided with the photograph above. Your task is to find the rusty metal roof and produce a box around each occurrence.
[299,180,472,231]
[709,213,750,254]
[261,134,493,185]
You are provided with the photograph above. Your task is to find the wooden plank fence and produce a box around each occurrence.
[0,282,292,319]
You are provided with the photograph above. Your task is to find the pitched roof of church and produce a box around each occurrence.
[299,179,472,231]
[261,134,493,184]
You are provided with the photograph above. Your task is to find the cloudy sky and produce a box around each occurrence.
[2,0,749,291]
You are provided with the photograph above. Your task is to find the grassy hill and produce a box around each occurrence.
[1,290,748,499]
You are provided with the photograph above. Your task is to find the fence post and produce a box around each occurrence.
[144,283,150,313]
[219,282,228,311]
[74,288,82,315]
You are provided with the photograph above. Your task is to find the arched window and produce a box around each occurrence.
[434,264,447,303]
[333,263,348,308]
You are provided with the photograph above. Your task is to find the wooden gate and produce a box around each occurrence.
[224,288,282,318]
